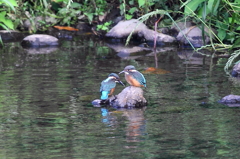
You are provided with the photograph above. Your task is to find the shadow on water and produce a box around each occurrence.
[0,33,239,158]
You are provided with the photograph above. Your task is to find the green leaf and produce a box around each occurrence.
[2,0,17,12]
[138,0,145,7]
[184,0,205,15]
[3,0,17,6]
[0,11,13,29]
[71,2,81,8]
[232,38,240,49]
[129,7,137,14]
[217,29,226,41]
[129,0,134,5]
[125,14,132,20]
[3,19,14,29]
[208,0,220,16]
[54,0,69,2]
[198,2,210,19]
[84,13,93,22]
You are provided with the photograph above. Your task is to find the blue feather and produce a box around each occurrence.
[101,91,109,100]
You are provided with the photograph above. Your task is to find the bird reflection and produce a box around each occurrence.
[100,107,146,143]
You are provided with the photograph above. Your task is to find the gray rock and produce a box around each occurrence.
[176,26,215,47]
[106,19,148,38]
[106,19,176,43]
[109,86,147,108]
[76,22,91,32]
[0,30,25,42]
[231,62,240,77]
[138,29,176,43]
[171,21,193,32]
[21,34,59,47]
[106,43,151,59]
[219,94,240,107]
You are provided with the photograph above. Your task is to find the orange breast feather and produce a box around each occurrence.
[125,74,143,87]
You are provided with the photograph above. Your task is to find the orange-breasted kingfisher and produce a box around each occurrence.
[119,65,146,87]
[100,73,125,100]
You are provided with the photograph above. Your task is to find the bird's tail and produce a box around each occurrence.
[101,91,109,100]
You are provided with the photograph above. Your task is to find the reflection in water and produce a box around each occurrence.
[101,107,146,144]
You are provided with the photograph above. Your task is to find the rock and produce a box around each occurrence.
[177,49,212,65]
[106,43,151,59]
[108,86,147,108]
[0,30,25,42]
[176,26,215,47]
[171,21,194,32]
[21,34,59,47]
[218,94,240,107]
[106,19,148,38]
[106,19,176,44]
[92,99,103,107]
[231,62,240,77]
[76,22,92,32]
[138,28,176,43]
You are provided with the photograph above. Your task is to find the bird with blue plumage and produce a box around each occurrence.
[119,65,146,87]
[100,73,125,100]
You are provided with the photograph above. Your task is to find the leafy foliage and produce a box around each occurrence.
[0,0,17,30]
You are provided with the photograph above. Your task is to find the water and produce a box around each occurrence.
[0,34,239,159]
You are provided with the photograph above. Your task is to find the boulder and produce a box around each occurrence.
[171,21,194,32]
[138,29,176,43]
[21,34,59,47]
[0,30,25,42]
[218,94,240,107]
[106,19,148,38]
[176,26,215,47]
[92,86,147,108]
[109,86,147,108]
[106,19,176,44]
[231,62,240,77]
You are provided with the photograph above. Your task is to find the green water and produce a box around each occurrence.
[0,35,239,159]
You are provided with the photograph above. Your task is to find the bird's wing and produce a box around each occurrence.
[132,71,146,86]
[100,80,116,92]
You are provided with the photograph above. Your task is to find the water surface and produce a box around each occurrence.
[0,34,239,159]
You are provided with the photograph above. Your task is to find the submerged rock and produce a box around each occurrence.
[21,34,59,47]
[176,26,215,47]
[109,86,147,108]
[106,43,151,59]
[218,94,240,107]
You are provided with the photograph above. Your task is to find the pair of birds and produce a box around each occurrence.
[100,65,146,100]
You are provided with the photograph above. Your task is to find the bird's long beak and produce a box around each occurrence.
[119,70,125,74]
[118,80,125,87]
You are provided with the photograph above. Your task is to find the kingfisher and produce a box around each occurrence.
[100,73,125,100]
[119,65,146,87]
